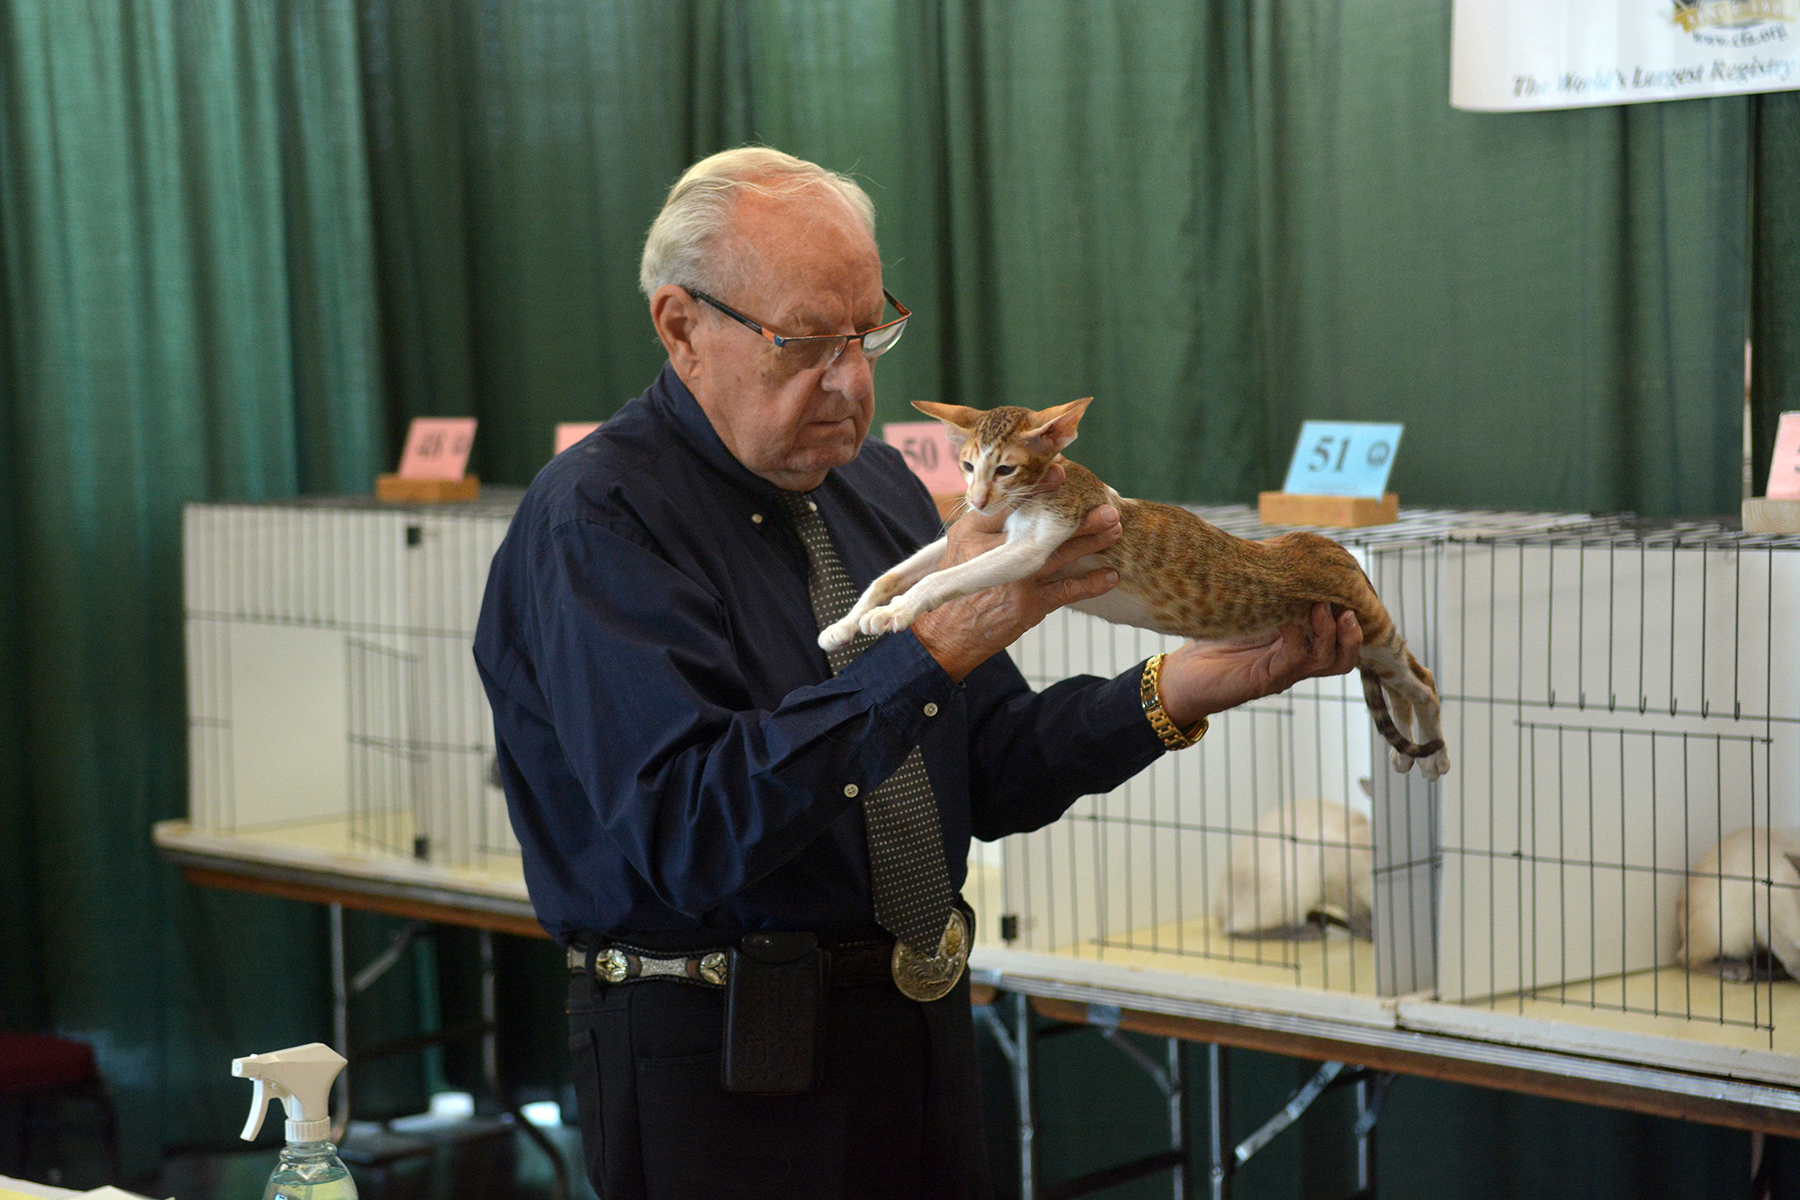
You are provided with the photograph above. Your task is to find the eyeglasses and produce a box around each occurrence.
[685,286,909,370]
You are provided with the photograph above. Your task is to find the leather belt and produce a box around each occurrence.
[567,937,896,990]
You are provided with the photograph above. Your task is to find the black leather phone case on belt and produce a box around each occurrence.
[721,931,826,1094]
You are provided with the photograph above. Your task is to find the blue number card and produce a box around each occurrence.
[1280,421,1404,498]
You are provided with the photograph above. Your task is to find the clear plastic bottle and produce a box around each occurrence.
[233,1043,358,1200]
[261,1138,358,1200]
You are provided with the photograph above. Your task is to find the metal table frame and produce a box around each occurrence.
[972,960,1800,1199]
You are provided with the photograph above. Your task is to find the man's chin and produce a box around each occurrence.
[799,428,864,468]
[761,434,864,490]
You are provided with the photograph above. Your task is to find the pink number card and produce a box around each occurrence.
[882,421,964,496]
[555,422,603,455]
[397,417,477,481]
[1768,412,1800,500]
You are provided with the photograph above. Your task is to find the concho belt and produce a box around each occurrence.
[890,908,969,1002]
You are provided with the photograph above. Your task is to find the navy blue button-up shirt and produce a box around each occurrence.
[473,364,1165,944]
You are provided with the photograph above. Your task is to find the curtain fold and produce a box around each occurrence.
[1,0,1796,1183]
[1246,3,1750,518]
[0,0,399,1171]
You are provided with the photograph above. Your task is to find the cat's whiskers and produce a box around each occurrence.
[938,493,973,533]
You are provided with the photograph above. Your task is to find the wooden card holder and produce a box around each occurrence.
[1258,491,1398,529]
[1742,496,1800,534]
[376,474,481,503]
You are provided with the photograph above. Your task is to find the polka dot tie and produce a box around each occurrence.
[777,490,954,952]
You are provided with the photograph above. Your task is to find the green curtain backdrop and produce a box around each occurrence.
[0,0,426,1173]
[3,0,1797,1193]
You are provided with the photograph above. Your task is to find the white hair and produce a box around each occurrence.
[638,146,877,299]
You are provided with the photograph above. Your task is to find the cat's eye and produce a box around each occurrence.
[960,461,973,473]
[994,465,1017,476]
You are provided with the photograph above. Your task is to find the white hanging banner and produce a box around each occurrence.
[1451,0,1799,111]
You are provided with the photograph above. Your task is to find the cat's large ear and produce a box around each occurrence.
[913,401,980,448]
[1021,397,1092,455]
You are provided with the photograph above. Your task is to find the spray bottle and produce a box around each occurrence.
[234,1042,358,1200]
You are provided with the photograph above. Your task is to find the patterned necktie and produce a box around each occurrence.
[775,489,954,952]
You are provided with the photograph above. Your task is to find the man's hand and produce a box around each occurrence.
[910,465,1122,680]
[1154,603,1362,729]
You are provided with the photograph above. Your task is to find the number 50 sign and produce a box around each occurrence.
[882,421,964,495]
[1281,420,1403,499]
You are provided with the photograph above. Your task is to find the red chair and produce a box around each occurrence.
[0,1032,122,1185]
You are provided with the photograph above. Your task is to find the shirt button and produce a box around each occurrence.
[750,513,763,524]
[844,783,860,798]
[923,702,939,717]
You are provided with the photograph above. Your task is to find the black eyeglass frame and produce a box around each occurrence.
[684,286,910,364]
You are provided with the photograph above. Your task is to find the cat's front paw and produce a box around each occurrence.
[819,619,861,653]
[859,601,920,637]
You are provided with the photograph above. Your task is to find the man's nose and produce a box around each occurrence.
[820,339,874,394]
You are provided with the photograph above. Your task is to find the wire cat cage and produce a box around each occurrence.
[965,509,1574,997]
[1430,516,1800,1063]
[967,505,1800,1082]
[183,493,521,872]
[181,491,1800,1080]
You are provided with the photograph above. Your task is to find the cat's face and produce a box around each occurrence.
[914,400,1090,515]
[955,410,1062,514]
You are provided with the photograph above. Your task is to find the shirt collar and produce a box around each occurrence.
[646,360,826,503]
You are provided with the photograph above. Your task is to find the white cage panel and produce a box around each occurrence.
[408,510,516,866]
[183,493,522,872]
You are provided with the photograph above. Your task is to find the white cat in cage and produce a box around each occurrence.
[1676,826,1800,981]
[1214,796,1374,940]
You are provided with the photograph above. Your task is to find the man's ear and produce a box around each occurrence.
[651,285,705,379]
[913,401,979,449]
[1021,397,1092,455]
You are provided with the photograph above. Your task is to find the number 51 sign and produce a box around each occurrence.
[1281,420,1403,499]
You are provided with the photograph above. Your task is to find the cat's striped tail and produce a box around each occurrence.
[1358,666,1446,762]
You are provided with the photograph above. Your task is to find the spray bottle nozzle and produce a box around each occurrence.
[233,1043,346,1145]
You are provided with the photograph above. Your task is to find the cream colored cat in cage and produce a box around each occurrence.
[1676,826,1800,981]
[1214,791,1374,940]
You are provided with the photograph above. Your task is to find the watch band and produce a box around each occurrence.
[1140,652,1209,750]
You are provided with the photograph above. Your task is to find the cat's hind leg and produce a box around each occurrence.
[1358,644,1451,779]
[1398,650,1450,780]
[820,537,947,652]
[1382,680,1420,776]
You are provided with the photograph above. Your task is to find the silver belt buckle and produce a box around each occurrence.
[890,909,969,1002]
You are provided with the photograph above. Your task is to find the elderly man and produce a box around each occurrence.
[474,146,1359,1200]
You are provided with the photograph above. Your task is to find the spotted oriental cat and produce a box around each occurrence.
[821,398,1450,778]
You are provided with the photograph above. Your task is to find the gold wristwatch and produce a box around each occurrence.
[1140,652,1209,750]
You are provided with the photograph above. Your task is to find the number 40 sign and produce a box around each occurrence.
[1281,420,1403,499]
